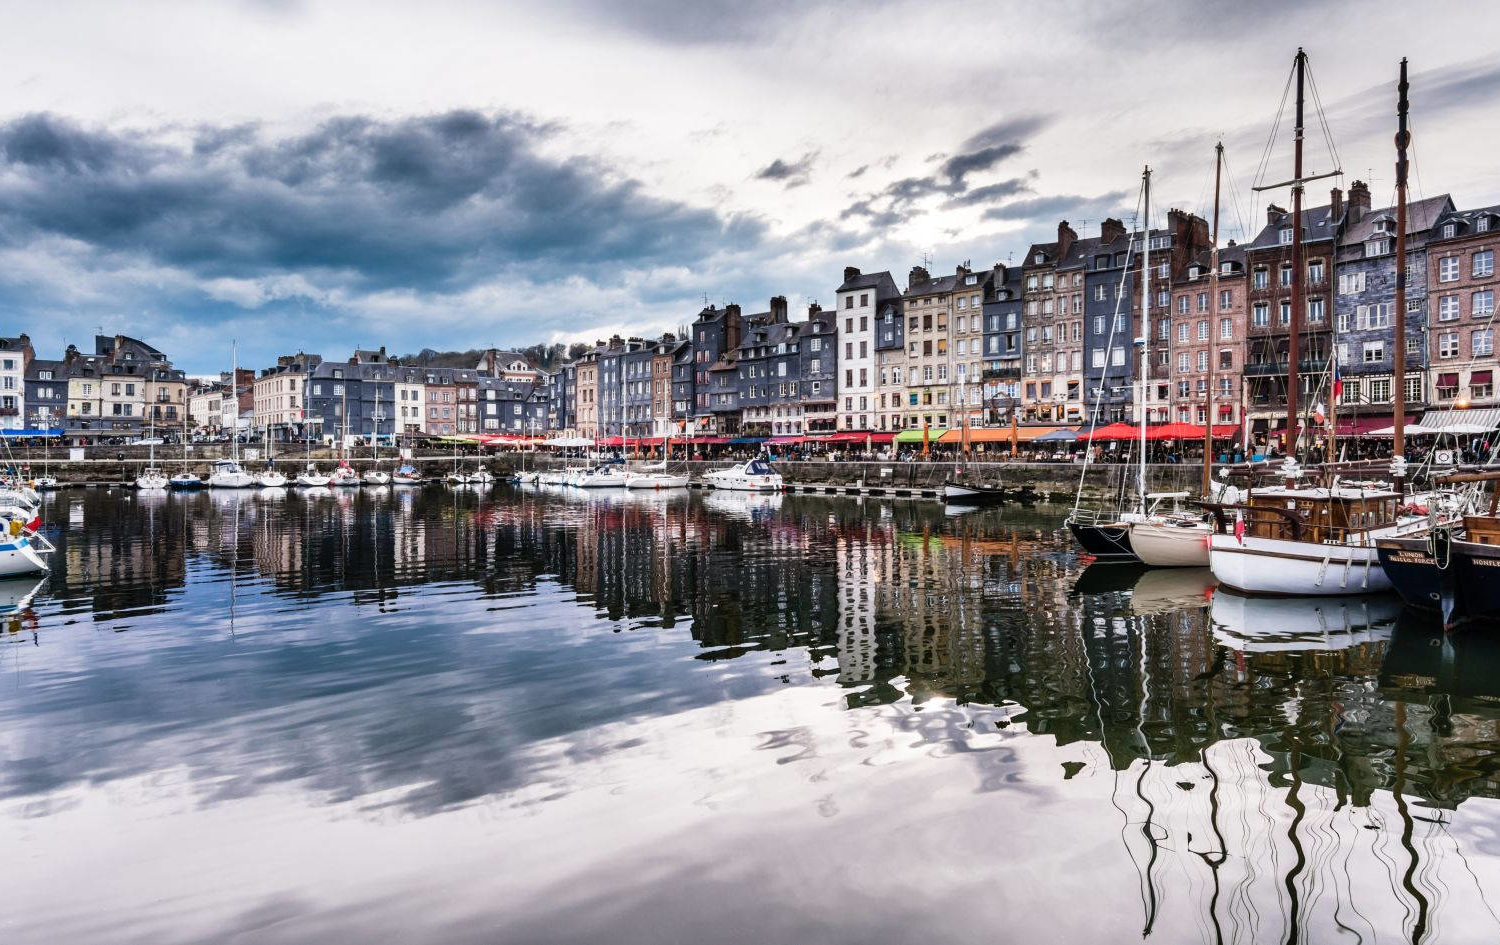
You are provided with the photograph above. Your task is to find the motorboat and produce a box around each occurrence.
[255,467,288,488]
[576,460,629,489]
[135,466,170,490]
[168,472,204,490]
[362,467,392,486]
[392,465,422,485]
[703,457,782,492]
[295,463,332,487]
[625,463,688,490]
[31,476,60,491]
[942,481,1006,505]
[0,493,52,577]
[329,463,361,487]
[206,460,256,489]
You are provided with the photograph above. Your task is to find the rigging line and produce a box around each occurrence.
[1220,149,1253,247]
[1303,57,1345,178]
[1252,62,1296,193]
[1074,178,1146,514]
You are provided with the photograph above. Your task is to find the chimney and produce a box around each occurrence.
[1266,203,1287,225]
[725,303,741,321]
[908,265,930,288]
[843,266,861,283]
[64,344,77,366]
[1329,186,1343,224]
[1348,180,1370,224]
[1100,217,1126,244]
[770,295,788,323]
[807,302,822,318]
[1057,220,1078,260]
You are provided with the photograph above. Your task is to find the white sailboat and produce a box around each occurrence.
[362,389,391,485]
[1128,146,1228,568]
[169,406,203,489]
[1206,51,1458,596]
[135,393,169,490]
[208,342,256,488]
[0,487,53,576]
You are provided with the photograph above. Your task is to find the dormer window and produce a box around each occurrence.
[1034,254,1044,264]
[1480,217,1492,233]
[1365,238,1391,257]
[1443,223,1457,238]
[1278,227,1293,245]
[964,274,977,285]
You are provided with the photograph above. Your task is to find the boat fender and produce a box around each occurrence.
[1401,503,1429,517]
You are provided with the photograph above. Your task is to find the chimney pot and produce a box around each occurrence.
[843,266,860,283]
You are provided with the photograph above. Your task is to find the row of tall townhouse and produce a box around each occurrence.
[10,182,1500,445]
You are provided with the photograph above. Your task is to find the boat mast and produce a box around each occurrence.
[1204,143,1223,497]
[1138,166,1151,515]
[231,340,240,466]
[1392,57,1410,494]
[1286,50,1306,460]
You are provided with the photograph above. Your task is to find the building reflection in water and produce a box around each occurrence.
[4,487,1499,944]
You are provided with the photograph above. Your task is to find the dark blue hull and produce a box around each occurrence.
[1067,519,1136,560]
[1377,535,1500,625]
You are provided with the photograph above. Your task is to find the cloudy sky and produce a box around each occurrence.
[3,0,1499,373]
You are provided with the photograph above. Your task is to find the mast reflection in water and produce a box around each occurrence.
[2,487,1498,944]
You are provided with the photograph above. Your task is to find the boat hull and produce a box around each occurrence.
[168,476,203,490]
[1128,521,1212,568]
[1376,535,1500,623]
[0,538,49,577]
[1066,519,1136,560]
[942,482,1005,505]
[626,475,689,490]
[1208,533,1392,596]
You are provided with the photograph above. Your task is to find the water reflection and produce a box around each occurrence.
[3,488,1498,944]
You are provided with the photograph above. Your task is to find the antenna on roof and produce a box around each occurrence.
[921,251,933,269]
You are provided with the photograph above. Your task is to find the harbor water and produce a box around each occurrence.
[2,486,1498,944]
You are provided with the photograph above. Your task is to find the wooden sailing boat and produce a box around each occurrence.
[1206,52,1458,596]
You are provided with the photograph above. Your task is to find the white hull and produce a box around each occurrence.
[208,473,256,489]
[625,474,688,490]
[135,474,170,491]
[362,472,391,485]
[32,477,60,491]
[0,538,49,577]
[704,474,782,492]
[1209,529,1409,596]
[330,472,361,488]
[256,472,288,488]
[392,476,422,485]
[1128,520,1212,568]
[576,474,628,488]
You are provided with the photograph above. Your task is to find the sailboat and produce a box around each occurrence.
[207,342,256,488]
[625,431,688,489]
[255,414,287,488]
[329,384,360,487]
[444,440,471,485]
[1206,51,1456,596]
[1128,145,1228,567]
[168,403,203,489]
[362,388,391,485]
[1066,167,1156,560]
[294,417,331,486]
[135,386,169,490]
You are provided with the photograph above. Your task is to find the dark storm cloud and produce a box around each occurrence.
[754,151,818,188]
[982,190,1130,223]
[0,110,765,290]
[841,114,1050,227]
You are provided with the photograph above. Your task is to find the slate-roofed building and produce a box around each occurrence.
[981,262,1024,423]
[691,304,744,434]
[23,357,65,431]
[1243,187,1346,440]
[1332,185,1452,426]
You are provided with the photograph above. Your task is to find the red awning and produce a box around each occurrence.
[1083,422,1138,440]
[1335,414,1415,436]
[1473,370,1493,384]
[599,436,624,447]
[767,435,805,444]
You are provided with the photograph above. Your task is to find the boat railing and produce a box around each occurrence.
[23,529,56,554]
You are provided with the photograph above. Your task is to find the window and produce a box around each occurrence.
[1220,318,1233,340]
[1308,260,1325,282]
[1474,329,1494,357]
[1279,301,1291,325]
[1219,289,1232,311]
[1438,295,1460,321]
[1280,265,1294,287]
[1308,298,1325,323]
[1197,292,1209,313]
[1252,269,1268,289]
[1252,303,1269,326]
[1338,271,1365,295]
[1439,331,1460,358]
[1439,256,1460,282]
[1369,378,1391,403]
[1110,348,1125,367]
[1177,322,1189,343]
[1219,349,1233,370]
[1474,371,1494,400]
[1475,290,1496,318]
[1177,353,1190,373]
[1177,296,1189,314]
[1480,218,1493,234]
[1197,351,1208,372]
[1476,250,1495,278]
[1340,378,1362,405]
[1093,284,1107,301]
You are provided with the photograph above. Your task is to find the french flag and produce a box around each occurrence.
[1332,361,1343,401]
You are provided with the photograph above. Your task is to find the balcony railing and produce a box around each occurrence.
[1243,358,1332,377]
